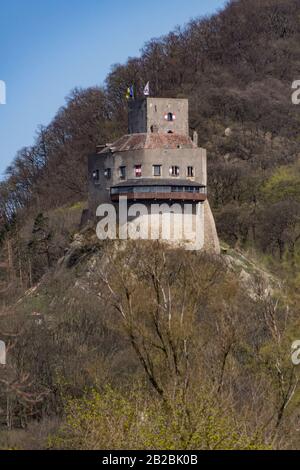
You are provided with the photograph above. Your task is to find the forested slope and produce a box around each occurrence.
[1,0,300,292]
[1,0,300,450]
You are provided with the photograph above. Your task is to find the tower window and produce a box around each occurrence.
[120,166,126,180]
[92,169,100,182]
[170,166,180,177]
[187,166,195,178]
[153,165,162,177]
[134,165,142,177]
[167,112,174,122]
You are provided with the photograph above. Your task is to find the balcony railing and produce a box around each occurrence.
[110,185,207,202]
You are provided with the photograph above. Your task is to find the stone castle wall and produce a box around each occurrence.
[128,98,189,135]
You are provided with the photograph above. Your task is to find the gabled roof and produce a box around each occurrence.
[98,133,196,154]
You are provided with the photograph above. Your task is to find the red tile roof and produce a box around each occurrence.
[98,133,196,154]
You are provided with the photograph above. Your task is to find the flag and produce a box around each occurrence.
[126,85,134,100]
[144,82,150,96]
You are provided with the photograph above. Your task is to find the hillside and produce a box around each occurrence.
[0,0,300,450]
[0,229,298,449]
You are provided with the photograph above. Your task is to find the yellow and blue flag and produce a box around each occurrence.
[126,85,134,100]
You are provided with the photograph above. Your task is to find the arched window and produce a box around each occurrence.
[167,112,174,122]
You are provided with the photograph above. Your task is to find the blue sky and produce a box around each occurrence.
[0,0,226,177]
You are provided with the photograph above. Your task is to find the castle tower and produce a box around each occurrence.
[88,97,220,253]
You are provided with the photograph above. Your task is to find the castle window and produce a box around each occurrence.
[134,165,142,177]
[104,168,111,179]
[153,165,162,177]
[92,169,100,182]
[170,166,179,177]
[187,166,194,178]
[120,166,126,180]
[186,186,197,192]
[167,112,174,122]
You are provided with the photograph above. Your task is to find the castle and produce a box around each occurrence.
[88,97,220,253]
